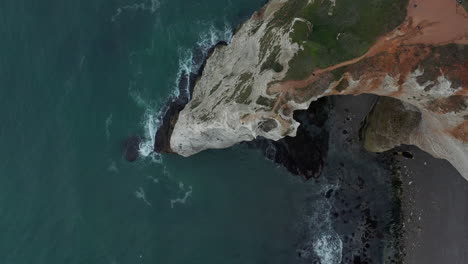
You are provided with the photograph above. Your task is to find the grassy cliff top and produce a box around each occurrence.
[263,0,408,80]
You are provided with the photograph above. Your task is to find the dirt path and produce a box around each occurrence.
[268,0,468,95]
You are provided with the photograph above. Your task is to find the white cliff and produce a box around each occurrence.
[169,0,468,179]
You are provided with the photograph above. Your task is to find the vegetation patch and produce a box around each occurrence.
[200,112,213,122]
[281,0,408,80]
[236,84,253,104]
[191,99,202,110]
[460,0,468,11]
[256,96,277,109]
[209,81,222,95]
[261,45,283,73]
[290,19,312,43]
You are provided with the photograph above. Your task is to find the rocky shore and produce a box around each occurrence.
[148,1,468,261]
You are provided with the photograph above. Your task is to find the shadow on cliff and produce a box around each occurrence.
[244,97,332,180]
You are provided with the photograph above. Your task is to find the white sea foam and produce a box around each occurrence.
[128,86,163,162]
[138,110,159,157]
[313,234,343,264]
[296,196,343,263]
[174,23,233,99]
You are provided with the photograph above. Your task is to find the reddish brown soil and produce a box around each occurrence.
[406,0,468,45]
[268,0,468,98]
[449,120,468,142]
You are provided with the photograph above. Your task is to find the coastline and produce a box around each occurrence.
[153,40,229,154]
[147,0,468,262]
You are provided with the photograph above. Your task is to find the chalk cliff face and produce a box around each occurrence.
[169,0,468,179]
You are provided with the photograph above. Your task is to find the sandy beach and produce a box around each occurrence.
[396,146,468,263]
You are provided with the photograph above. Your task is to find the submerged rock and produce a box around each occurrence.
[124,136,141,162]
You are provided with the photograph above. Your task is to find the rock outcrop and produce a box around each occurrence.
[360,97,422,153]
[167,0,468,179]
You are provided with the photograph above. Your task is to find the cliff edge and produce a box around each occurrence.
[166,0,468,179]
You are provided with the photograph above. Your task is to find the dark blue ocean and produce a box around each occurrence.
[0,0,349,263]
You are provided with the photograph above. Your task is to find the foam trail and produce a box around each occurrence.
[111,0,161,22]
[170,182,193,208]
[105,114,113,142]
[135,187,152,206]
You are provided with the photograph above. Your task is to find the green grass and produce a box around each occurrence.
[280,0,408,80]
[461,0,468,11]
[236,84,253,104]
[260,45,283,73]
[290,20,312,43]
[256,96,276,109]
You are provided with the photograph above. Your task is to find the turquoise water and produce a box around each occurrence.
[0,0,336,263]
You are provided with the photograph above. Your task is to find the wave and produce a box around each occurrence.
[296,193,343,264]
[174,23,233,100]
[313,233,343,264]
[138,110,161,158]
[137,22,234,160]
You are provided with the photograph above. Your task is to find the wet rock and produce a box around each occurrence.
[246,97,331,180]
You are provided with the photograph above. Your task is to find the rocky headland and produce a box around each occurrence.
[157,0,467,180]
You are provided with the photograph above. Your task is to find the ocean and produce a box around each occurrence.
[0,0,400,263]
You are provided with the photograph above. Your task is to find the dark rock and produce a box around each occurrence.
[154,98,186,153]
[258,118,278,132]
[246,97,331,180]
[402,151,414,159]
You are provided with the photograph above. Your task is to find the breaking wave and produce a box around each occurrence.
[137,22,233,160]
[296,187,343,264]
[174,23,233,99]
[138,109,163,160]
